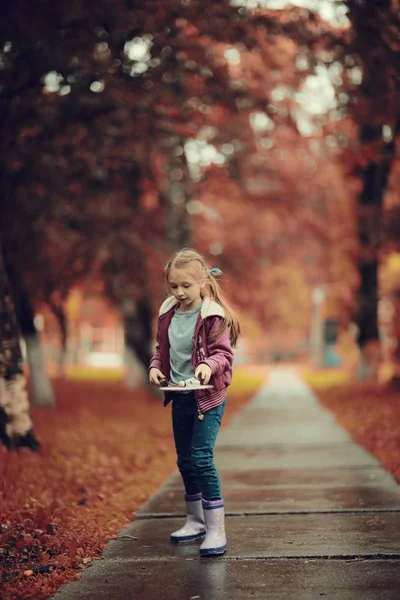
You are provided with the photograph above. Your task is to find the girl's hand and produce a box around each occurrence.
[149,367,166,385]
[195,364,212,385]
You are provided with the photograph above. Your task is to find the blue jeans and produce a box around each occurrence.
[171,392,226,501]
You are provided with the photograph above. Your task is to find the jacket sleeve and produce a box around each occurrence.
[201,317,234,376]
[148,325,163,372]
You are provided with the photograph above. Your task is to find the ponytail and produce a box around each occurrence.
[207,276,241,348]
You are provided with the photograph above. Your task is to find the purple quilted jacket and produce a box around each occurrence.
[149,296,234,413]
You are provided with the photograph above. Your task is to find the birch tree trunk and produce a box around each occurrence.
[0,250,40,451]
[16,290,55,407]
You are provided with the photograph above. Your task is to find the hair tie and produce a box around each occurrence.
[206,268,222,276]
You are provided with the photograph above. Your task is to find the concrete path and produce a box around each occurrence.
[55,367,400,599]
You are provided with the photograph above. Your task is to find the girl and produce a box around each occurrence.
[149,248,240,557]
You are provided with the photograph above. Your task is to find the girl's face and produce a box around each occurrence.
[168,267,203,312]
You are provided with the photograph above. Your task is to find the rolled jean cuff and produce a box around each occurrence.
[185,492,202,502]
[202,498,224,509]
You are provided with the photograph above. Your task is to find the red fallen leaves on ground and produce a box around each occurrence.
[312,382,400,483]
[0,369,266,600]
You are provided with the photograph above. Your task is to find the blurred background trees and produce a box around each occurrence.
[1,0,400,405]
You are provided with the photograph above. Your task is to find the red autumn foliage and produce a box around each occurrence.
[0,370,266,600]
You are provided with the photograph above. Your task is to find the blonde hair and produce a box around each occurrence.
[165,248,241,348]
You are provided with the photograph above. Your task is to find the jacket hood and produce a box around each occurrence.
[158,296,225,319]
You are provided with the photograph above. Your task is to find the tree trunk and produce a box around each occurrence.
[346,0,400,381]
[386,292,400,388]
[17,290,55,407]
[165,183,192,250]
[50,302,68,372]
[0,249,40,451]
[123,298,153,389]
[354,129,396,381]
[163,141,192,250]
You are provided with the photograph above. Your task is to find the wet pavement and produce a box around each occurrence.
[54,367,400,599]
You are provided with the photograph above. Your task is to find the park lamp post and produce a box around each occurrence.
[310,285,327,368]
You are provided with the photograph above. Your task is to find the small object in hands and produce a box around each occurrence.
[159,376,213,391]
[159,378,169,387]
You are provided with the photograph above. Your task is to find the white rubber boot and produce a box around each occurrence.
[170,493,206,543]
[199,499,227,556]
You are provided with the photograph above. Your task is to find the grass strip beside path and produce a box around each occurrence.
[0,365,267,600]
[302,366,400,484]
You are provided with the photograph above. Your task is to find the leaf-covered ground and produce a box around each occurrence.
[0,366,267,600]
[303,368,400,484]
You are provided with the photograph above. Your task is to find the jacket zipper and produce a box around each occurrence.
[193,324,205,420]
